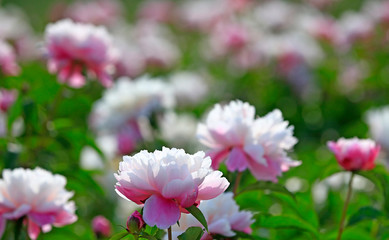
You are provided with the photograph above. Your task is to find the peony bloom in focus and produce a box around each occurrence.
[0,168,77,239]
[114,147,229,229]
[44,19,117,88]
[197,100,300,182]
[366,106,389,152]
[328,137,380,171]
[169,192,254,239]
[92,215,111,237]
[0,40,20,76]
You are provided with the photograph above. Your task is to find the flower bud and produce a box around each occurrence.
[126,211,145,233]
[92,215,112,237]
[327,137,380,171]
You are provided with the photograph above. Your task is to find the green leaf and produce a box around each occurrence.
[234,231,267,240]
[236,181,295,200]
[258,215,319,238]
[348,206,383,226]
[185,205,208,231]
[177,227,204,240]
[109,231,129,240]
[6,95,22,132]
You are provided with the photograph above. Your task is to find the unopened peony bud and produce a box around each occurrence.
[92,215,112,237]
[327,137,380,171]
[127,211,145,233]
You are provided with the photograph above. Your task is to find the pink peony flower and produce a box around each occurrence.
[327,138,380,171]
[114,147,229,229]
[0,40,20,76]
[44,19,117,88]
[0,89,17,112]
[92,215,111,237]
[197,100,300,182]
[169,192,254,239]
[0,168,77,240]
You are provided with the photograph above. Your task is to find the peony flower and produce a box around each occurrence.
[169,192,254,239]
[0,40,20,76]
[327,137,380,171]
[92,215,111,237]
[197,100,300,182]
[0,168,77,239]
[366,106,389,152]
[114,147,229,229]
[44,19,117,88]
[0,88,17,112]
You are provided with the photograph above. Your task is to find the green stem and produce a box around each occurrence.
[233,172,243,196]
[14,217,24,240]
[336,172,355,240]
[168,226,172,240]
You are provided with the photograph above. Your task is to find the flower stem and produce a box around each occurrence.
[14,217,23,240]
[168,226,172,240]
[233,171,243,196]
[337,172,355,240]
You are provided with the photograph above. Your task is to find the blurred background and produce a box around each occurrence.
[1,0,389,239]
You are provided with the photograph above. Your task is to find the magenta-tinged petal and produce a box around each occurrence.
[28,212,56,226]
[28,218,41,240]
[197,171,229,200]
[207,148,229,170]
[53,209,77,227]
[225,147,249,172]
[0,215,5,239]
[244,144,266,165]
[68,68,86,88]
[3,204,31,220]
[162,178,194,199]
[143,195,180,229]
[247,158,281,182]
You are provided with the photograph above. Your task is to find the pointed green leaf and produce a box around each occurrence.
[109,231,129,240]
[236,181,295,200]
[348,206,383,226]
[185,205,208,231]
[177,227,204,240]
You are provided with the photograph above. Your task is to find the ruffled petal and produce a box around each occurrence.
[143,195,180,229]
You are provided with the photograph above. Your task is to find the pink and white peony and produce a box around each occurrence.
[0,40,20,76]
[0,168,77,239]
[197,100,300,182]
[92,215,111,237]
[114,147,229,229]
[328,137,380,171]
[44,19,117,88]
[169,192,254,239]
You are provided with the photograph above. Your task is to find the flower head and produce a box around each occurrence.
[197,100,300,182]
[114,147,229,229]
[0,88,17,112]
[44,19,117,88]
[327,137,380,171]
[170,192,254,239]
[0,40,20,76]
[0,168,77,240]
[92,215,111,237]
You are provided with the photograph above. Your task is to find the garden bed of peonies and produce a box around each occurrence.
[1,0,389,239]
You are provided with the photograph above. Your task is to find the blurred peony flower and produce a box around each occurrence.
[65,0,122,26]
[0,89,17,112]
[0,168,77,239]
[114,147,229,229]
[137,0,175,23]
[169,192,254,239]
[126,211,145,233]
[197,100,300,182]
[44,19,117,88]
[327,138,380,171]
[0,40,20,76]
[366,106,389,152]
[92,215,111,237]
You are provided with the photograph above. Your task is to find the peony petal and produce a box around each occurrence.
[28,218,41,240]
[197,171,229,200]
[143,195,180,229]
[208,219,235,237]
[207,148,229,170]
[225,147,249,172]
[3,204,31,220]
[28,212,56,226]
[0,215,5,239]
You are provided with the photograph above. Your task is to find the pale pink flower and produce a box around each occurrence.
[327,138,380,171]
[137,1,175,23]
[0,89,17,112]
[170,192,254,239]
[114,147,229,229]
[197,100,300,182]
[44,19,117,88]
[65,0,122,26]
[0,168,77,240]
[0,40,20,76]
[92,215,111,237]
